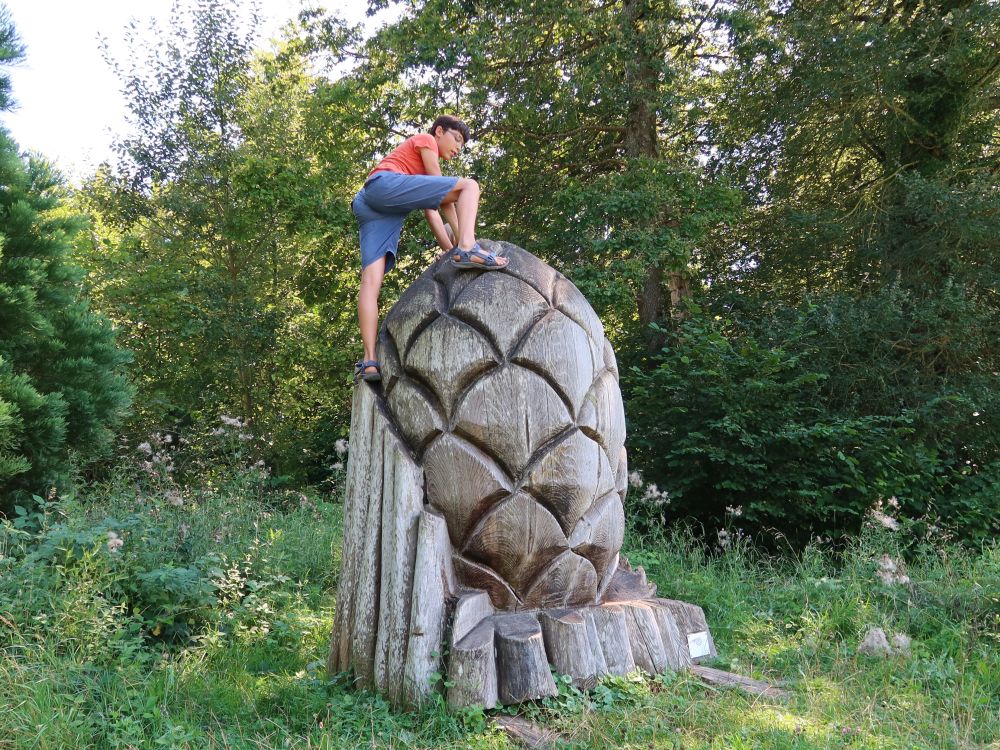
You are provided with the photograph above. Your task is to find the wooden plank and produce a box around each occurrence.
[402,508,453,703]
[492,715,563,749]
[692,665,789,700]
[448,620,498,709]
[348,396,386,687]
[494,613,558,703]
[623,601,668,674]
[329,383,377,675]
[373,432,424,704]
[588,604,635,676]
[649,601,692,670]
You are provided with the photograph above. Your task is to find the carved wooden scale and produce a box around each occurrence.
[327,241,715,708]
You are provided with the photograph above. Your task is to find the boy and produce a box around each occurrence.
[352,115,507,383]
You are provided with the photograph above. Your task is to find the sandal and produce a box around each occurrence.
[354,359,382,383]
[450,243,508,271]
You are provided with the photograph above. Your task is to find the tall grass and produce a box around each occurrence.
[1,467,996,749]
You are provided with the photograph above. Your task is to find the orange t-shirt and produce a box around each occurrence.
[369,133,438,177]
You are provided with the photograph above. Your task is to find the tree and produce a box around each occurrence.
[0,8,131,510]
[81,1,368,479]
[312,0,739,351]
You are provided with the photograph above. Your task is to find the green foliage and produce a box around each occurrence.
[0,122,131,510]
[80,0,360,482]
[3,463,997,748]
[628,296,999,542]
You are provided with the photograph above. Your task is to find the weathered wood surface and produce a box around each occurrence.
[329,383,385,680]
[650,601,692,670]
[374,433,424,703]
[447,620,498,709]
[402,508,454,703]
[452,591,494,644]
[329,243,718,710]
[657,598,717,661]
[589,604,636,676]
[493,715,564,749]
[494,613,558,703]
[379,241,629,610]
[691,665,790,699]
[539,609,605,689]
[624,601,669,674]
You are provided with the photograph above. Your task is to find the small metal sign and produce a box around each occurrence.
[688,630,711,658]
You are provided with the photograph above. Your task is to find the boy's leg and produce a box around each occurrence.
[440,178,479,250]
[358,255,386,374]
[440,178,508,267]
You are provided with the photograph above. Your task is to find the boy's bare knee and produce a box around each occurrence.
[458,177,480,194]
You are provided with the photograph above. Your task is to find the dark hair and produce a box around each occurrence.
[429,115,471,144]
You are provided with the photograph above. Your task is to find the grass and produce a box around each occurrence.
[0,468,997,749]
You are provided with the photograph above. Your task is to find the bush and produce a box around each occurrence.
[626,294,999,543]
[0,131,132,512]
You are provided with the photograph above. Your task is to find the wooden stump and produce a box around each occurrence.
[495,614,558,703]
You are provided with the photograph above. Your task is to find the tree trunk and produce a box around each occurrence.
[622,0,690,349]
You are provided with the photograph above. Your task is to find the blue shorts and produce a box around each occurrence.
[352,172,459,273]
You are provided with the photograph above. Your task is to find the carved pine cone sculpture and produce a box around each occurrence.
[377,240,628,610]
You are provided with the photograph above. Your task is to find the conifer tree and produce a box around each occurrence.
[0,8,131,510]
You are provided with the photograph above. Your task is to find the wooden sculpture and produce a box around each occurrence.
[328,241,715,708]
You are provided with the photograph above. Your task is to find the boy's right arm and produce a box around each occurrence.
[420,147,442,177]
[424,209,454,258]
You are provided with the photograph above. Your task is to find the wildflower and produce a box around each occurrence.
[875,554,910,586]
[332,462,343,471]
[238,433,252,441]
[641,483,670,506]
[165,490,184,507]
[210,427,225,436]
[871,510,900,531]
[628,471,643,488]
[163,434,173,444]
[138,442,153,455]
[334,438,349,455]
[725,505,743,518]
[179,523,190,542]
[220,415,243,428]
[106,530,123,553]
[716,528,731,548]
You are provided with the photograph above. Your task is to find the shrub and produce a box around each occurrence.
[626,294,999,543]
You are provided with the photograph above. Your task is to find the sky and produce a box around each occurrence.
[1,0,375,180]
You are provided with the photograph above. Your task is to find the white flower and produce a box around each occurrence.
[725,505,743,518]
[332,462,343,471]
[106,530,123,553]
[165,490,184,507]
[238,433,252,441]
[163,434,173,444]
[210,427,225,436]
[872,510,900,531]
[219,415,244,428]
[137,442,153,455]
[628,471,643,488]
[334,439,349,455]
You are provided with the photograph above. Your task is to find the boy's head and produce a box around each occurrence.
[429,115,471,161]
